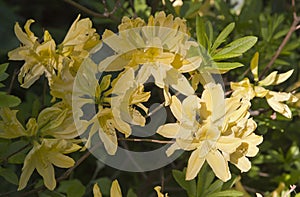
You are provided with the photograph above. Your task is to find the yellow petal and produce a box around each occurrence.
[170,96,182,121]
[0,108,27,139]
[166,143,180,156]
[254,86,269,98]
[250,52,259,82]
[216,136,241,153]
[170,72,194,96]
[36,161,56,190]
[98,126,118,155]
[258,71,278,86]
[206,150,231,182]
[186,148,205,180]
[182,95,201,124]
[154,186,168,197]
[266,94,292,118]
[14,20,36,46]
[93,183,103,197]
[274,69,294,85]
[234,156,251,172]
[110,180,122,197]
[48,152,75,168]
[157,123,180,138]
[18,148,36,190]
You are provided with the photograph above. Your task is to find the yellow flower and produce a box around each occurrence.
[157,84,242,181]
[0,108,27,139]
[230,52,298,118]
[18,139,81,190]
[8,20,57,88]
[265,91,298,119]
[37,102,78,139]
[101,12,201,105]
[73,60,137,155]
[230,78,255,100]
[58,15,101,76]
[93,180,122,197]
[111,68,150,131]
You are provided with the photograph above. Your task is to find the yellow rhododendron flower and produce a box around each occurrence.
[158,83,262,181]
[0,108,28,139]
[37,102,78,139]
[158,84,241,181]
[18,139,81,190]
[93,180,122,197]
[111,68,150,130]
[101,11,201,105]
[230,52,298,118]
[8,20,57,88]
[9,15,100,98]
[58,14,101,76]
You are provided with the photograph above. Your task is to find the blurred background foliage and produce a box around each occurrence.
[1,0,300,196]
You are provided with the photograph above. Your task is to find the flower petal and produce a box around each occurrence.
[110,180,122,197]
[186,148,205,180]
[206,150,231,182]
[156,123,180,138]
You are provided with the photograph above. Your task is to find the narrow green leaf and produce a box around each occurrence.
[221,175,239,190]
[211,23,235,53]
[212,36,257,60]
[196,15,207,49]
[0,167,19,185]
[173,169,197,197]
[0,93,21,107]
[206,190,243,197]
[205,62,244,73]
[197,163,215,197]
[206,180,223,194]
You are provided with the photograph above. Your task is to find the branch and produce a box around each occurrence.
[259,0,300,80]
[0,144,30,163]
[118,138,175,144]
[61,0,120,21]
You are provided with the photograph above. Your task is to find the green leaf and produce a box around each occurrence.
[0,167,18,185]
[196,16,208,49]
[197,163,215,197]
[212,36,257,60]
[37,190,65,197]
[127,188,138,197]
[206,180,223,194]
[185,1,203,18]
[57,179,86,197]
[205,62,244,73]
[0,63,9,75]
[95,177,112,196]
[206,190,243,197]
[211,23,235,53]
[0,92,21,107]
[0,73,9,82]
[173,169,197,197]
[221,175,239,190]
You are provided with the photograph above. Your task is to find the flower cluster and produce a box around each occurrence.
[5,15,100,190]
[1,11,298,194]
